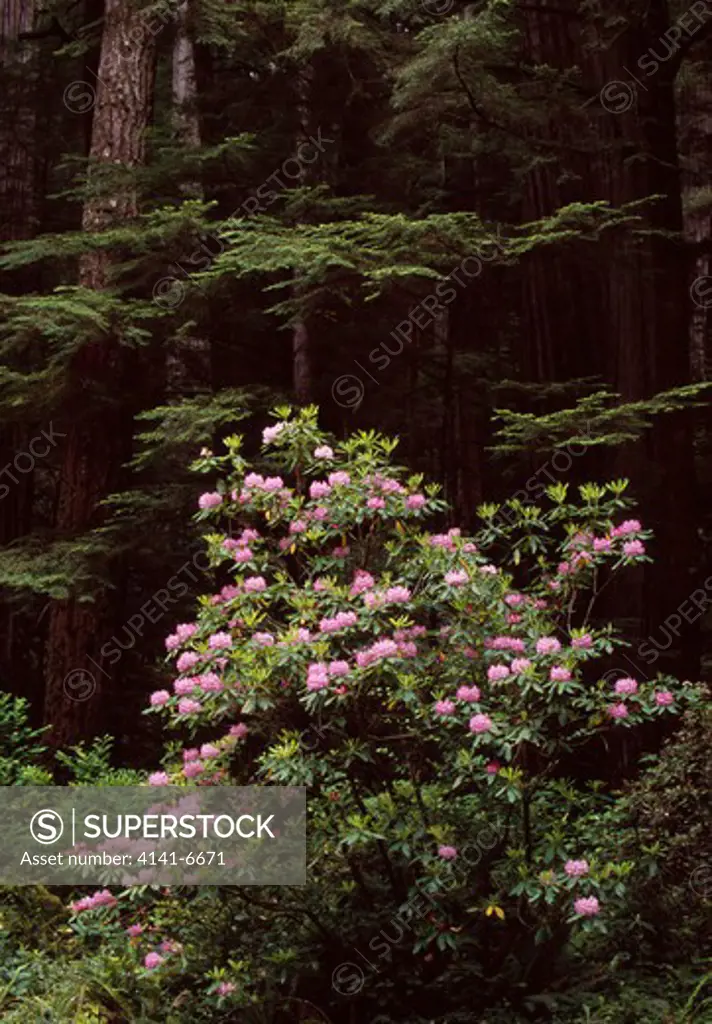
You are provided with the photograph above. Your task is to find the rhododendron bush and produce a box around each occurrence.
[49,408,704,1022]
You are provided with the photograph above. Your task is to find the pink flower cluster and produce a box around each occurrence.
[469,713,493,734]
[564,859,589,878]
[430,528,461,551]
[351,571,375,595]
[510,658,532,674]
[487,664,510,683]
[71,889,117,914]
[438,845,458,860]
[243,473,285,493]
[165,622,197,651]
[199,491,223,510]
[535,636,561,655]
[262,422,286,444]
[307,661,351,690]
[356,637,399,668]
[614,677,637,695]
[319,611,358,633]
[486,636,526,652]
[363,585,411,608]
[573,896,600,917]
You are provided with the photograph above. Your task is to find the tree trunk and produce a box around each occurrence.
[292,63,315,404]
[165,0,210,398]
[43,0,156,745]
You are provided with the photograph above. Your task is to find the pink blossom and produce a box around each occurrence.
[332,545,350,557]
[367,495,386,510]
[183,748,200,762]
[312,506,328,520]
[160,939,182,954]
[262,423,285,444]
[127,924,143,937]
[208,632,232,649]
[504,594,525,607]
[234,547,252,563]
[230,723,248,738]
[469,713,493,734]
[307,663,330,691]
[593,537,612,552]
[289,520,307,535]
[607,702,629,720]
[150,690,170,707]
[198,672,223,693]
[612,519,642,536]
[356,638,399,667]
[148,771,170,786]
[177,698,202,715]
[252,631,274,647]
[614,677,638,695]
[655,690,674,706]
[486,761,500,775]
[488,637,526,652]
[506,613,522,625]
[572,634,592,649]
[176,651,200,673]
[379,479,404,494]
[261,476,284,492]
[550,666,572,682]
[565,859,589,878]
[558,561,571,575]
[351,571,375,595]
[328,471,350,487]
[406,494,426,509]
[314,445,334,459]
[71,889,118,914]
[510,658,532,674]
[623,539,645,556]
[319,611,358,633]
[456,685,481,702]
[144,952,164,970]
[174,678,197,695]
[199,492,223,510]
[445,569,468,586]
[430,533,456,550]
[217,981,237,996]
[240,528,259,544]
[200,743,220,758]
[244,576,267,592]
[385,585,411,604]
[438,845,458,860]
[536,636,561,655]
[435,699,456,716]
[396,640,418,658]
[573,896,600,916]
[328,660,350,677]
[487,664,510,683]
[183,760,204,778]
[310,480,332,499]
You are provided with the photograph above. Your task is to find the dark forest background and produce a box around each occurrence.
[1,0,711,760]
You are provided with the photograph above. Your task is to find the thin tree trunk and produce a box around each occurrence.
[165,0,210,398]
[292,63,314,404]
[43,0,156,745]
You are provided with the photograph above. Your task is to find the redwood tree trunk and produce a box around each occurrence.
[43,0,156,745]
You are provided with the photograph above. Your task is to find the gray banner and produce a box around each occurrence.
[0,786,305,885]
